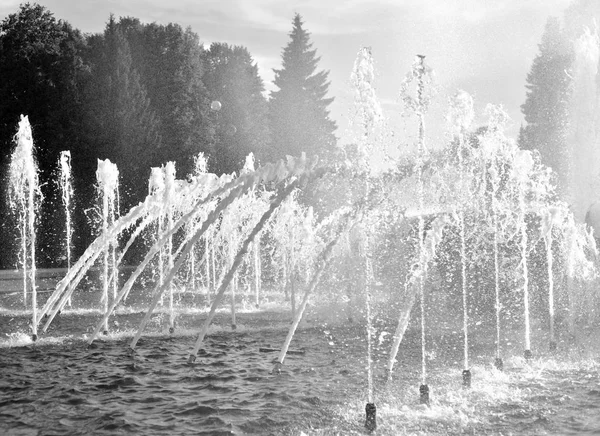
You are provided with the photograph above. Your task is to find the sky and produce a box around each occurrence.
[0,0,574,145]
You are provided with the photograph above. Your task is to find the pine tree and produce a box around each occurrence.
[269,14,336,163]
[202,43,270,174]
[520,16,571,177]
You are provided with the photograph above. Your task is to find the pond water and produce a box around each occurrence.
[1,307,600,435]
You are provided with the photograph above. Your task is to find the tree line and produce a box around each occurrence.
[519,0,600,223]
[0,3,337,268]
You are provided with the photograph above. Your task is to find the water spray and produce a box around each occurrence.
[253,235,261,308]
[274,212,353,371]
[164,163,176,333]
[351,47,381,428]
[187,175,309,362]
[96,159,119,335]
[493,200,503,370]
[448,90,474,388]
[8,116,41,340]
[543,207,559,352]
[415,54,431,404]
[59,151,74,307]
[516,151,533,360]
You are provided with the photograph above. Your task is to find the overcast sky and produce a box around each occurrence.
[0,0,574,144]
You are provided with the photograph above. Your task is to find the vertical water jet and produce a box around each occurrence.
[448,90,474,387]
[8,115,40,340]
[96,159,119,335]
[59,151,74,307]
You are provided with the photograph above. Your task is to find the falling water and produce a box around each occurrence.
[448,90,474,378]
[254,235,261,307]
[211,236,217,298]
[415,55,428,390]
[459,206,469,371]
[543,206,562,350]
[187,175,306,361]
[364,231,374,404]
[546,227,555,347]
[8,115,40,338]
[96,159,119,334]
[59,151,73,306]
[189,236,196,292]
[515,150,533,357]
[164,162,176,331]
[205,235,211,295]
[350,47,381,415]
[149,167,166,305]
[521,196,531,355]
[493,201,502,362]
[276,213,353,367]
[290,225,297,317]
[448,91,475,387]
[112,184,120,301]
[228,234,237,329]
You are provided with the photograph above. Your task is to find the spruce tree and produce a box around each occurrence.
[269,14,336,163]
[520,16,571,176]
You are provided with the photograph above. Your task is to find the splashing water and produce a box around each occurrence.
[164,162,176,331]
[448,90,475,373]
[364,231,375,403]
[8,115,41,338]
[96,159,119,334]
[59,151,74,306]
[515,150,533,354]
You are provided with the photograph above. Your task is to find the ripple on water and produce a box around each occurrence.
[2,312,600,435]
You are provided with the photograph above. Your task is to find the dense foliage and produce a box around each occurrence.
[0,4,335,268]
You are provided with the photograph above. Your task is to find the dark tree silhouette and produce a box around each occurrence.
[0,3,87,267]
[81,16,161,206]
[202,43,271,174]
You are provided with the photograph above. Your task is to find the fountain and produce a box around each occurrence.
[2,49,600,436]
[59,151,74,306]
[95,159,120,335]
[397,54,436,404]
[447,90,475,387]
[7,115,41,339]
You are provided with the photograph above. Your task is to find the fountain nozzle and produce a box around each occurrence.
[365,402,377,432]
[462,369,471,388]
[494,357,504,371]
[31,333,37,342]
[549,341,557,352]
[524,349,533,360]
[419,384,430,406]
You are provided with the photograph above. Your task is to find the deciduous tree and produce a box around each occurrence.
[202,43,270,174]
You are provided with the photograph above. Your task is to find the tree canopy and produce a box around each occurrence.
[0,5,340,268]
[202,43,271,174]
